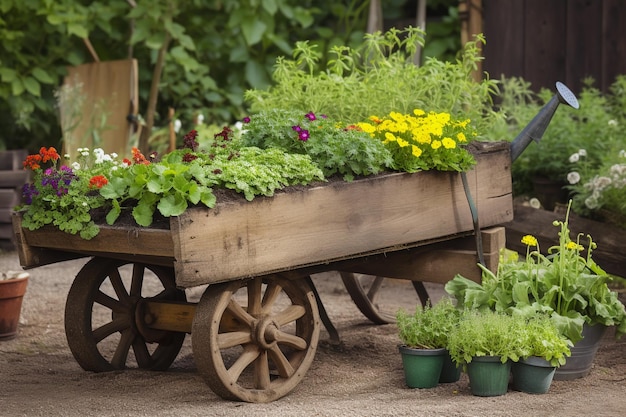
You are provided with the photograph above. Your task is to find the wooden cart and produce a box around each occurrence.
[11,141,513,403]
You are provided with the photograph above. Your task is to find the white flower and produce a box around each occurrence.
[585,197,599,209]
[81,150,90,157]
[608,119,618,126]
[196,114,204,125]
[111,153,118,159]
[620,149,626,158]
[594,176,612,190]
[567,171,580,184]
[174,119,182,133]
[577,149,587,157]
[529,198,542,209]
[71,162,81,170]
[569,153,580,163]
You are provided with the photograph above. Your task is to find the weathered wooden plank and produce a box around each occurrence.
[335,227,506,284]
[13,211,175,268]
[173,144,513,287]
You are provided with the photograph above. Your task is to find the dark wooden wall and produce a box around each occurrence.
[481,0,626,94]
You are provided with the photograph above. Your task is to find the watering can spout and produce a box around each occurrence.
[510,81,579,162]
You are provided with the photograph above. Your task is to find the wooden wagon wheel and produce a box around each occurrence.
[339,272,430,324]
[192,275,320,402]
[64,257,186,372]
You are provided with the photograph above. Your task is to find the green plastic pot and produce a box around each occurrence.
[398,345,446,389]
[439,350,461,383]
[512,356,556,394]
[466,356,511,396]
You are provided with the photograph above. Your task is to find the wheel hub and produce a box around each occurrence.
[254,316,280,350]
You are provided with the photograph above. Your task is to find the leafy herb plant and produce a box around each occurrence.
[240,109,392,180]
[445,202,626,343]
[245,27,504,139]
[396,297,460,349]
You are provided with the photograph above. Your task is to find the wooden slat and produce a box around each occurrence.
[173,143,513,287]
[13,211,174,268]
[565,0,602,94]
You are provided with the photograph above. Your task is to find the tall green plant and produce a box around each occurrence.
[245,28,504,138]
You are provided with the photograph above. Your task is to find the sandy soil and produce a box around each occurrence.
[1,250,625,417]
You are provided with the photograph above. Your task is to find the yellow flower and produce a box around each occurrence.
[442,137,456,149]
[521,235,538,247]
[383,132,397,143]
[358,122,376,134]
[566,241,584,251]
[411,145,422,157]
[397,138,409,147]
[457,132,467,142]
[431,140,442,150]
[413,109,426,117]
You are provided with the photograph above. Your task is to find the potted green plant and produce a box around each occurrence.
[445,202,626,380]
[447,309,526,396]
[512,315,572,394]
[396,297,461,388]
[0,270,29,340]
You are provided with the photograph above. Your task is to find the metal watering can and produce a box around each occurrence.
[509,81,580,162]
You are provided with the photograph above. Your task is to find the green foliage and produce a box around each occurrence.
[396,297,460,349]
[240,109,393,180]
[0,0,371,152]
[445,203,626,343]
[522,315,572,367]
[245,28,504,139]
[447,310,527,366]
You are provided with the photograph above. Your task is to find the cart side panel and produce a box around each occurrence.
[12,211,175,268]
[172,145,513,287]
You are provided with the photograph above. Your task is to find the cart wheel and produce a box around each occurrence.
[64,257,186,372]
[192,275,320,403]
[339,272,430,324]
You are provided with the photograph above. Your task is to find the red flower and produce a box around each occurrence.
[23,154,42,170]
[131,147,150,165]
[89,175,108,189]
[40,147,59,163]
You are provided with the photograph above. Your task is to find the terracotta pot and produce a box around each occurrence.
[0,276,29,340]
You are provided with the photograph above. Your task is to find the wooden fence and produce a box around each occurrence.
[475,0,626,94]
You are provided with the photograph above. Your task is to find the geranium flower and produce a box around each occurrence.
[89,175,108,189]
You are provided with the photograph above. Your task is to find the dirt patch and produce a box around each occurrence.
[1,250,625,416]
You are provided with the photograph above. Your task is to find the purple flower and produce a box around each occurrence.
[22,183,39,205]
[305,112,316,121]
[298,129,310,141]
[292,125,302,132]
[242,116,251,123]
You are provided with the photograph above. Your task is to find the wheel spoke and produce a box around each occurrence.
[93,316,130,343]
[261,282,282,313]
[226,299,254,326]
[247,279,263,315]
[130,264,144,297]
[274,305,306,326]
[111,327,135,368]
[367,276,385,302]
[268,344,295,377]
[217,330,253,349]
[94,290,124,312]
[254,350,271,390]
[132,338,153,368]
[109,269,129,303]
[228,345,260,382]
[273,330,307,350]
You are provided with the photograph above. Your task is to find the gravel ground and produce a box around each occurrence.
[1,249,625,417]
